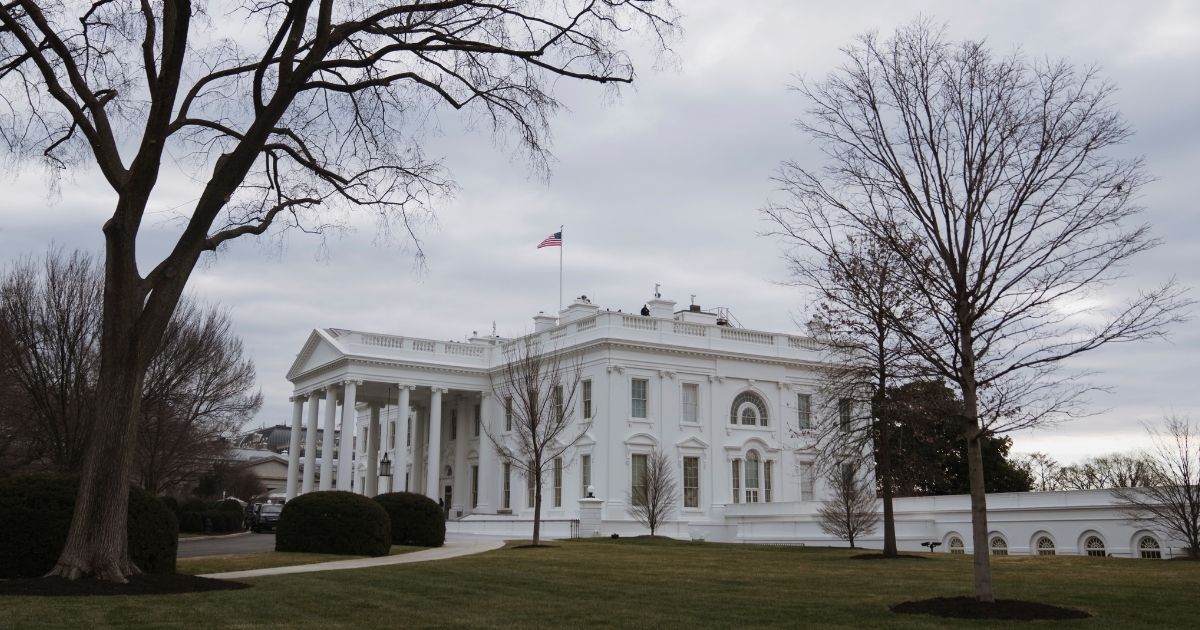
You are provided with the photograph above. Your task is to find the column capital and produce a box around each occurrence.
[431,386,449,394]
[396,383,415,391]
[288,395,296,403]
[480,390,493,399]
[344,379,363,387]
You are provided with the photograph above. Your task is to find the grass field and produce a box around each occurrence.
[5,537,1198,628]
[175,545,426,575]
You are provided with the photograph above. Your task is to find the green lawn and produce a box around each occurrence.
[175,545,426,575]
[5,538,1198,628]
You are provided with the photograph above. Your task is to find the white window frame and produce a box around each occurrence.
[683,456,700,508]
[799,462,815,501]
[581,453,592,496]
[582,379,593,420]
[502,462,512,510]
[504,396,513,432]
[796,393,812,430]
[553,457,563,508]
[631,453,649,506]
[681,382,700,424]
[731,458,742,504]
[631,378,649,419]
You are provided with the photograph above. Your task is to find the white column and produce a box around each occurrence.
[356,422,368,494]
[320,386,338,491]
[286,396,304,500]
[477,392,498,513]
[379,399,393,494]
[426,387,445,499]
[452,396,469,515]
[394,385,412,492]
[366,402,381,496]
[337,380,359,490]
[412,405,425,494]
[302,390,321,493]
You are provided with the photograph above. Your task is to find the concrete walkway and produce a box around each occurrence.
[198,538,504,580]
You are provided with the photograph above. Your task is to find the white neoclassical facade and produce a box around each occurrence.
[283,294,1187,559]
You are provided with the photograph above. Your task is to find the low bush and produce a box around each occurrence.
[276,491,391,556]
[374,492,445,547]
[0,475,178,578]
[158,495,180,517]
[181,497,207,513]
[217,498,244,514]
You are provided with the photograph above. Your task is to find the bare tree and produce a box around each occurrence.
[0,0,679,581]
[1114,417,1200,558]
[135,300,262,495]
[628,448,677,537]
[766,228,923,557]
[817,460,880,548]
[1056,452,1157,490]
[487,337,587,546]
[0,251,260,494]
[771,21,1188,600]
[1015,452,1062,492]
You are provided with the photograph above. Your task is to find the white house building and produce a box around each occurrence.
[282,294,1186,559]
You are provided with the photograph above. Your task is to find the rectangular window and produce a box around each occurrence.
[553,457,563,507]
[582,380,593,419]
[745,459,760,503]
[797,394,812,430]
[553,385,564,420]
[505,396,513,432]
[502,463,511,509]
[681,383,699,424]
[407,419,412,446]
[450,409,458,440]
[631,453,648,505]
[764,461,773,503]
[631,378,648,418]
[527,462,536,508]
[473,404,481,437]
[800,463,815,501]
[838,398,853,433]
[581,454,592,496]
[683,456,700,508]
[471,464,479,508]
[731,459,741,504]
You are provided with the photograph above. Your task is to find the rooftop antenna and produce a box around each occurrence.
[491,321,497,337]
[654,283,661,299]
[690,294,696,305]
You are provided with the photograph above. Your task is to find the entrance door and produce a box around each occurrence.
[443,485,452,519]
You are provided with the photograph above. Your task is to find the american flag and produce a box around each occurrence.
[537,231,562,248]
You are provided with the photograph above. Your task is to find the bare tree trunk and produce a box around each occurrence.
[532,467,542,546]
[48,219,148,581]
[877,429,898,556]
[963,382,994,602]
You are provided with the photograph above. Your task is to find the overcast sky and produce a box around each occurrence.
[2,0,1197,465]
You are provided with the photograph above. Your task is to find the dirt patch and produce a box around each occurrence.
[510,544,559,550]
[891,596,1090,620]
[0,574,251,597]
[850,553,930,560]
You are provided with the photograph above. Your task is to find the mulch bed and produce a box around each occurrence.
[850,553,930,560]
[0,574,251,597]
[510,544,559,550]
[891,596,1090,620]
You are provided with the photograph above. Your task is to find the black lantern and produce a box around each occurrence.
[379,453,392,478]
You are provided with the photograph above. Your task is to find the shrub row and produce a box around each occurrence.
[0,475,178,578]
[274,491,446,556]
[179,510,243,534]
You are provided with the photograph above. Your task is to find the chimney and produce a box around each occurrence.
[647,297,675,318]
[533,312,558,332]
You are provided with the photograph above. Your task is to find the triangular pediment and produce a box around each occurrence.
[675,436,710,450]
[286,329,348,380]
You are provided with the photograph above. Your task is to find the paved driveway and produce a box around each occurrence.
[178,533,276,558]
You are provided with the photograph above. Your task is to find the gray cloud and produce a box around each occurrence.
[2,0,1197,465]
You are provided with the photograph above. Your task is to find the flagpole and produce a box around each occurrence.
[558,224,563,315]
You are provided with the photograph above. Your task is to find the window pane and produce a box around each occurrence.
[503,463,511,509]
[474,404,481,436]
[631,379,648,418]
[797,394,811,429]
[527,461,536,507]
[731,459,741,504]
[839,399,852,433]
[745,452,760,503]
[583,380,592,419]
[582,454,591,495]
[730,391,768,426]
[684,457,699,508]
[682,383,699,423]
[800,463,814,501]
[631,454,648,505]
[554,385,564,420]
[505,396,513,431]
[764,461,773,503]
[471,465,479,508]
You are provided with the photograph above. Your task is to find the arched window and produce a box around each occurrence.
[1138,536,1162,559]
[990,536,1008,556]
[730,392,769,427]
[1084,535,1106,557]
[1035,536,1056,556]
[744,451,761,503]
[948,536,964,554]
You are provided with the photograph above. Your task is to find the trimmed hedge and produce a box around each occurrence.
[0,475,178,578]
[217,498,244,514]
[178,509,242,534]
[374,492,445,547]
[276,491,391,556]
